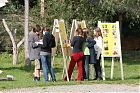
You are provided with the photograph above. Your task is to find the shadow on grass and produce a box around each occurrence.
[0,65,63,74]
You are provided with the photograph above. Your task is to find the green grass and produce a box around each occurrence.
[0,52,140,90]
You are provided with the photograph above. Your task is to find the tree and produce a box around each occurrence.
[24,0,31,66]
[3,19,24,65]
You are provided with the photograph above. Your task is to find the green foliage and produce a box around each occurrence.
[0,0,140,51]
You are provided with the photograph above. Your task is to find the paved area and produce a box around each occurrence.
[0,84,139,93]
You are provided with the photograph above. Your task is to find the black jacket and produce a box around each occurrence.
[38,33,55,53]
[87,37,96,64]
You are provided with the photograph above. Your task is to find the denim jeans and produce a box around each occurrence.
[82,55,90,80]
[41,55,56,82]
[94,54,102,79]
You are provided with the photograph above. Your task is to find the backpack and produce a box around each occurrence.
[48,33,56,48]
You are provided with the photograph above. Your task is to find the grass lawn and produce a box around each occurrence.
[0,51,140,90]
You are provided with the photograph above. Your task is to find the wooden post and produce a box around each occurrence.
[111,57,114,79]
[90,65,95,79]
[120,56,124,80]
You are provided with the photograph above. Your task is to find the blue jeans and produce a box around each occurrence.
[41,55,56,82]
[94,55,102,79]
[82,55,90,80]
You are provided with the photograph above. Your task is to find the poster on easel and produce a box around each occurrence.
[58,21,69,56]
[51,19,69,82]
[98,21,124,80]
[69,19,86,56]
[101,23,120,57]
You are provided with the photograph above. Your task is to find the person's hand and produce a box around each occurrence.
[67,43,71,47]
[40,39,43,42]
[35,42,38,46]
[69,39,72,43]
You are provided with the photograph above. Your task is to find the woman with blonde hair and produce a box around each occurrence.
[93,27,103,80]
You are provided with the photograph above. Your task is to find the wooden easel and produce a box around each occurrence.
[98,21,124,80]
[51,19,69,82]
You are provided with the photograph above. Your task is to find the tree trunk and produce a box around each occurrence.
[119,14,122,37]
[40,0,44,17]
[13,46,18,65]
[24,0,31,66]
[2,19,18,65]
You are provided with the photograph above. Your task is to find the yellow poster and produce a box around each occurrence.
[58,21,69,56]
[101,24,120,56]
[76,22,86,29]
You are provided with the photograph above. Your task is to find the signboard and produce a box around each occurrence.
[69,20,86,56]
[101,24,120,57]
[98,21,124,80]
[51,19,69,82]
[58,21,69,56]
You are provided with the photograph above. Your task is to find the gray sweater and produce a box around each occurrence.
[28,31,41,60]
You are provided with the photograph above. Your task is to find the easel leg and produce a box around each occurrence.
[90,64,94,79]
[71,73,75,81]
[62,67,65,80]
[64,56,69,82]
[111,57,114,79]
[120,56,124,80]
[69,56,75,81]
[102,56,105,80]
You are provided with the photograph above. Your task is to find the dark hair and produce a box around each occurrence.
[83,28,89,41]
[94,27,103,38]
[33,25,41,32]
[76,28,83,35]
[42,27,50,33]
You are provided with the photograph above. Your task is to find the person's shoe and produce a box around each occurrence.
[83,79,89,81]
[37,77,40,81]
[76,79,82,81]
[34,77,40,81]
[53,80,56,82]
[34,77,37,81]
[96,78,102,81]
[93,78,97,80]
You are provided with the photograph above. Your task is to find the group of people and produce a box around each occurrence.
[63,27,103,81]
[29,24,103,82]
[29,25,56,82]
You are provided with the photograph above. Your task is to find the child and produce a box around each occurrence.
[82,28,96,81]
[37,27,56,82]
[93,27,103,81]
[63,28,84,81]
[28,25,42,81]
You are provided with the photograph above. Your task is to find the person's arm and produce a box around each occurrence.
[71,37,76,47]
[96,36,103,60]
[87,37,96,48]
[38,35,48,48]
[29,35,38,48]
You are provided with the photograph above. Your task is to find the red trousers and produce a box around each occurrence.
[64,52,84,81]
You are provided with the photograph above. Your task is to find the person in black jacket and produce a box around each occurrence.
[37,27,56,82]
[63,28,84,81]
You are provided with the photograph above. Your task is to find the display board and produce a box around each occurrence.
[98,21,124,80]
[51,19,69,82]
[101,23,120,57]
[69,19,86,56]
[58,21,69,56]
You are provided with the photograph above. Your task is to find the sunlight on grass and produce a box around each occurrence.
[0,51,140,90]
